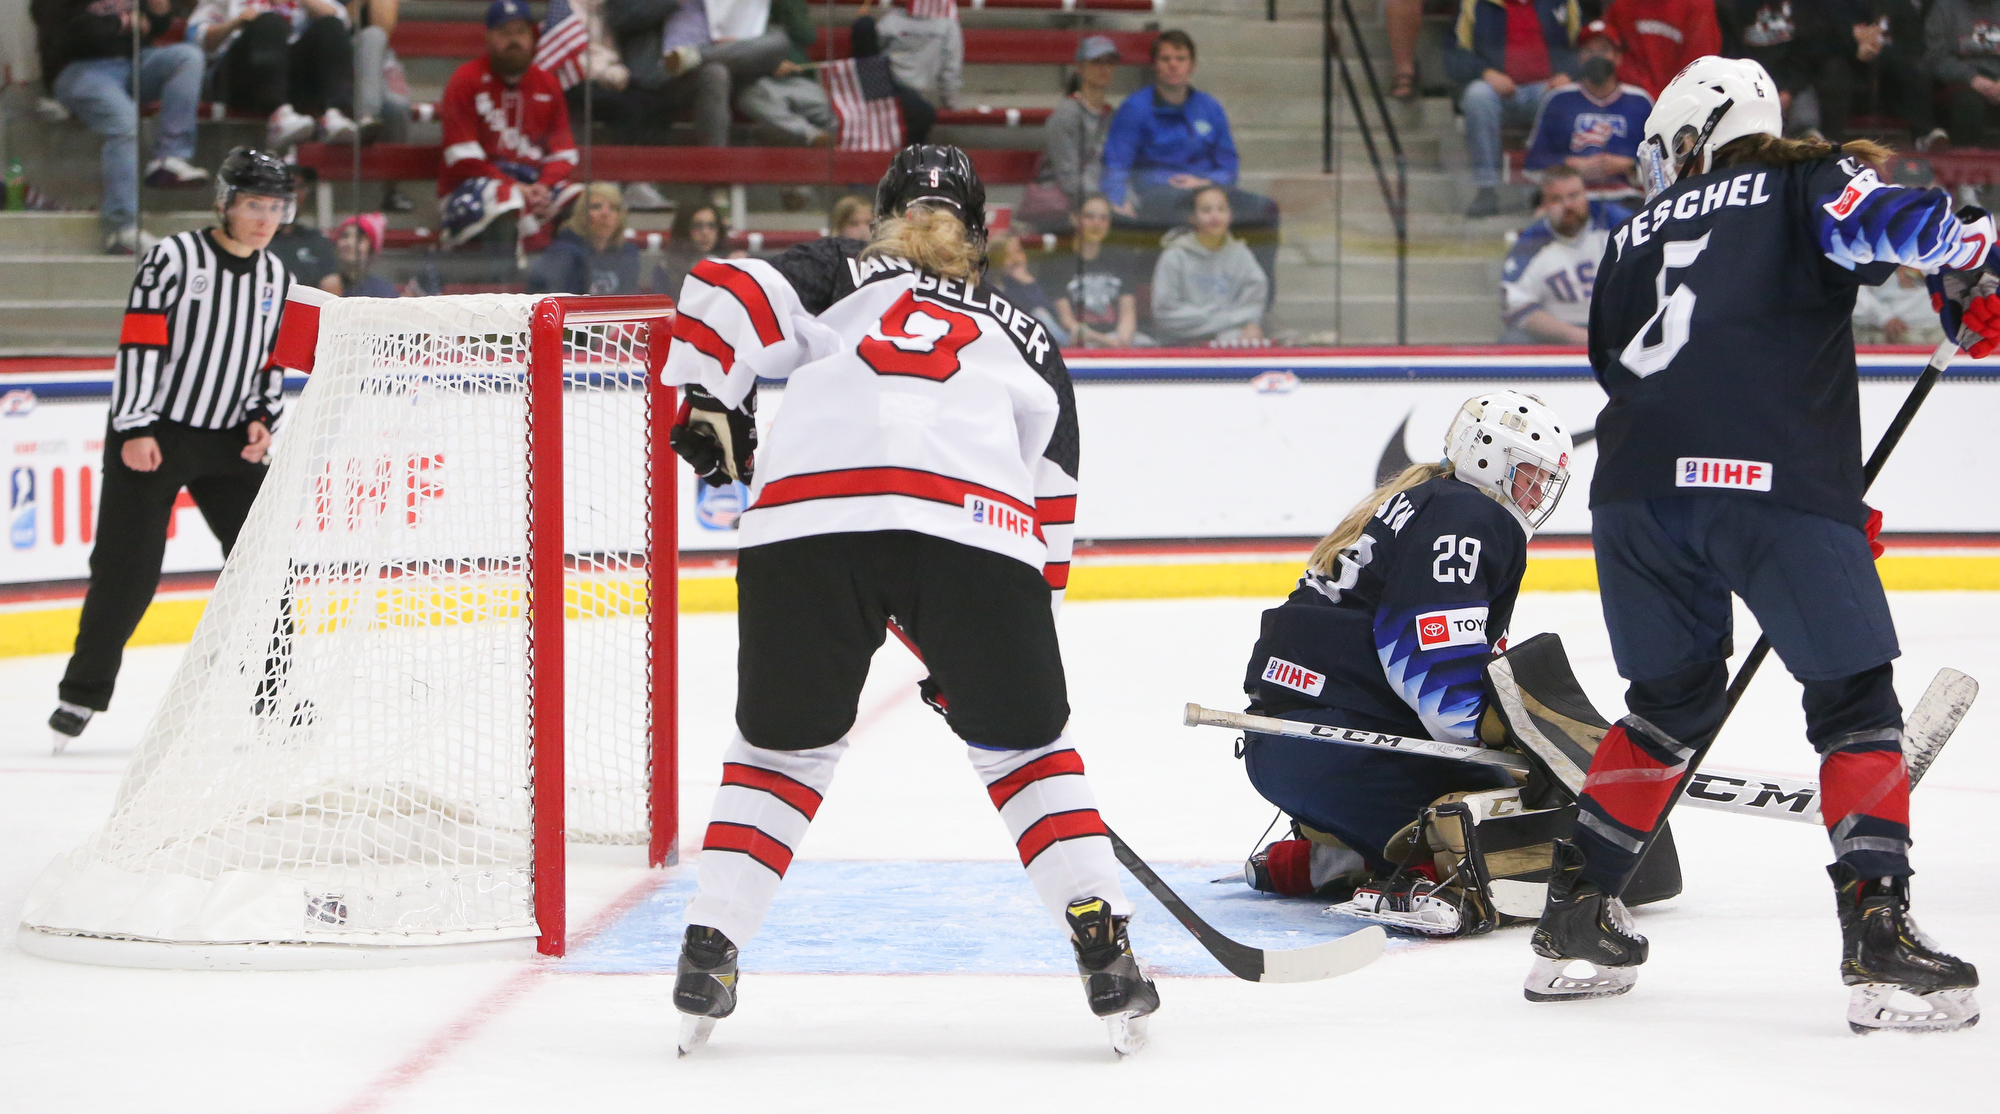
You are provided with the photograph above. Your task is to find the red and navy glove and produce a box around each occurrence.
[1864,505,1885,560]
[669,385,756,487]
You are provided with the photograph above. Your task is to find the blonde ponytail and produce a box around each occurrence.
[862,205,983,282]
[1307,462,1452,576]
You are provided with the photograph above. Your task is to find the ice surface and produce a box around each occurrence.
[2,593,1995,1112]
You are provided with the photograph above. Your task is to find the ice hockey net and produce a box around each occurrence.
[19,293,679,966]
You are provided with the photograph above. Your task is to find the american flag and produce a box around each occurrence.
[821,56,905,152]
[534,0,591,89]
[908,0,958,18]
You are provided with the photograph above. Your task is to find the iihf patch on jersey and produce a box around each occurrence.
[1414,606,1489,650]
[1676,457,1773,492]
[966,494,1033,538]
[1262,656,1326,697]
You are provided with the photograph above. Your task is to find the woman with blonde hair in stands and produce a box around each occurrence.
[829,195,874,241]
[528,182,640,295]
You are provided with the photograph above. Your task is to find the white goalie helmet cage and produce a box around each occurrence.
[1444,390,1574,535]
[1638,56,1785,200]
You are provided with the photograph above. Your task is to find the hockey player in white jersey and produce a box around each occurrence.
[662,145,1158,1056]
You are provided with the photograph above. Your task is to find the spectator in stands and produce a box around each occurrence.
[654,202,727,295]
[1872,0,1947,150]
[850,3,941,143]
[988,232,1070,347]
[530,183,643,295]
[856,0,964,111]
[265,168,342,293]
[1523,21,1651,194]
[1445,0,1583,219]
[660,0,794,136]
[31,0,211,255]
[1599,0,1721,98]
[188,0,361,148]
[1150,184,1268,346]
[348,0,418,211]
[1853,265,1946,344]
[1042,194,1147,348]
[1020,35,1122,234]
[1387,0,1426,100]
[1796,2,1935,146]
[1718,2,1816,121]
[437,0,581,274]
[333,213,399,297]
[1102,30,1281,301]
[1499,165,1627,344]
[1927,0,2000,148]
[738,0,837,146]
[830,195,874,240]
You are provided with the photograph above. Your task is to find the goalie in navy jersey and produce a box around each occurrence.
[660,145,1158,1056]
[1527,56,1985,1030]
[1233,391,1575,936]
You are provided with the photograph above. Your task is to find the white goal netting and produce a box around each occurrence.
[20,294,664,953]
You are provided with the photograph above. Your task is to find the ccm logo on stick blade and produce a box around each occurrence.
[1675,457,1773,492]
[1263,656,1325,697]
[1414,606,1489,649]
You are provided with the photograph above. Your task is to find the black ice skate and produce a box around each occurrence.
[1524,839,1647,1002]
[48,703,91,755]
[1831,865,1980,1034]
[673,925,740,1055]
[1066,897,1160,1056]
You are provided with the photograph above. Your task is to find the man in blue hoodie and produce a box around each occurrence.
[1445,0,1582,218]
[1101,30,1279,301]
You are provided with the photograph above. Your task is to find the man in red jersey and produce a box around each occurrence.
[1601,0,1722,97]
[436,0,582,272]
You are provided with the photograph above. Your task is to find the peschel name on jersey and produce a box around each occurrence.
[846,255,1055,367]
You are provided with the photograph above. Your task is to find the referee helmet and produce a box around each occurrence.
[215,148,299,227]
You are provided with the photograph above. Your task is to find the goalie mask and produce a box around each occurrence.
[1444,390,1573,535]
[1637,56,1783,200]
[875,143,987,247]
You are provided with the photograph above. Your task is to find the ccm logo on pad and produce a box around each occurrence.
[965,495,1034,538]
[1414,606,1489,650]
[1676,457,1773,492]
[1262,656,1325,697]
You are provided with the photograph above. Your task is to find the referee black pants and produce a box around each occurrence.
[60,422,268,711]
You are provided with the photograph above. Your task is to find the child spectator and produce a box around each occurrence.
[737,0,836,146]
[654,202,728,295]
[334,214,399,297]
[1150,185,1268,346]
[1500,165,1628,344]
[1020,35,1123,233]
[1853,266,1946,345]
[32,0,211,254]
[1523,21,1652,194]
[1927,0,2000,147]
[188,0,360,148]
[1444,0,1582,218]
[988,232,1070,347]
[830,195,874,240]
[1042,194,1147,348]
[530,183,643,295]
[1600,0,1722,98]
[854,0,964,110]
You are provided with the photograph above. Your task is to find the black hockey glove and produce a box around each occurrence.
[917,675,950,717]
[670,386,756,488]
[1928,206,2000,357]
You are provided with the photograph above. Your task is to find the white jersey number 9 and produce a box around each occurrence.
[1620,232,1712,378]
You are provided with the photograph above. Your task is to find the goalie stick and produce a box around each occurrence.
[883,621,1386,984]
[1186,668,1972,826]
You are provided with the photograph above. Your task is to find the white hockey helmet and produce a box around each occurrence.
[1637,56,1784,200]
[1444,391,1574,535]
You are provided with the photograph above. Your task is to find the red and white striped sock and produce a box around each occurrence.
[685,734,847,946]
[970,737,1131,927]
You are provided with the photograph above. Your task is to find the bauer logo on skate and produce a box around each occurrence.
[1675,457,1773,492]
[1414,606,1489,649]
[966,495,1034,538]
[1262,656,1325,697]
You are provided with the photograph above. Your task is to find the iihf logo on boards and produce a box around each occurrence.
[9,467,35,550]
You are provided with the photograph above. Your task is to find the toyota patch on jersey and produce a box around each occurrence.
[1676,457,1773,492]
[1414,606,1489,650]
[1262,656,1325,697]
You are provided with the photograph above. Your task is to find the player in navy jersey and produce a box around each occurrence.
[1232,391,1572,934]
[1529,56,1986,1031]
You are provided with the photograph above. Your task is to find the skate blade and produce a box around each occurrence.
[1847,984,1981,1034]
[1331,890,1461,937]
[50,730,71,756]
[677,1015,718,1057]
[1106,1010,1150,1056]
[1523,954,1638,1002]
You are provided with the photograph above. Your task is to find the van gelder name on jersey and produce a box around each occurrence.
[1414,606,1489,650]
[1676,457,1773,492]
[1262,656,1325,697]
[966,495,1033,537]
[846,255,1054,366]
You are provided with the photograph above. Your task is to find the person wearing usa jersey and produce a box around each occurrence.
[1501,166,1629,344]
[660,145,1160,1056]
[1234,392,1572,892]
[1530,56,1985,1026]
[48,150,295,751]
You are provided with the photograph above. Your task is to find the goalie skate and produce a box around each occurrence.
[673,926,740,1056]
[1332,878,1465,937]
[1832,865,1980,1034]
[1066,898,1160,1056]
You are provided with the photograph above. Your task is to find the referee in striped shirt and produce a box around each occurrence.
[50,149,297,750]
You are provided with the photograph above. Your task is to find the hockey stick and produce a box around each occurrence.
[1187,675,1972,826]
[883,621,1386,983]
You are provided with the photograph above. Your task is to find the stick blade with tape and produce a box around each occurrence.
[1907,668,1977,785]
